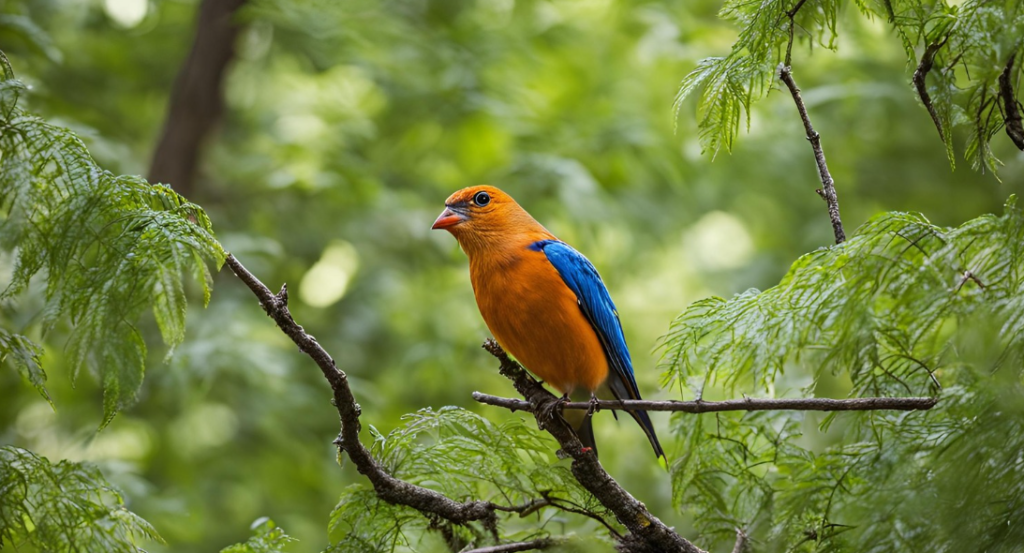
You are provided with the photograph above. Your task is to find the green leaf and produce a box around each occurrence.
[220,518,297,553]
[0,329,49,404]
[0,446,163,551]
[0,52,225,424]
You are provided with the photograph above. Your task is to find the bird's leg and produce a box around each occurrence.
[585,393,601,419]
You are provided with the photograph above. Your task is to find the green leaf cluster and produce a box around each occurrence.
[0,445,162,552]
[220,518,296,553]
[678,0,1024,174]
[329,407,605,552]
[0,52,224,425]
[660,198,1024,551]
[674,0,840,156]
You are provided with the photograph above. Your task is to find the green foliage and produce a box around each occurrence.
[0,329,47,402]
[0,52,224,425]
[678,0,1024,173]
[660,199,1024,551]
[674,0,840,156]
[662,196,1023,396]
[860,0,1024,173]
[0,445,162,552]
[329,407,606,552]
[220,518,296,553]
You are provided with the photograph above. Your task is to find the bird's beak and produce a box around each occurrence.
[431,206,468,230]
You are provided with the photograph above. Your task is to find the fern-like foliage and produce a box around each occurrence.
[328,407,605,552]
[678,0,1024,173]
[674,0,840,156]
[662,196,1023,396]
[0,446,163,552]
[221,518,296,553]
[0,51,224,425]
[660,199,1024,551]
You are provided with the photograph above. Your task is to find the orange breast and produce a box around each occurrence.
[470,248,609,395]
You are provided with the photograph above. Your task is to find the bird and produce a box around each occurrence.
[431,185,664,461]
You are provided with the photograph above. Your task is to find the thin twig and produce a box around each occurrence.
[472,393,937,413]
[913,40,950,144]
[482,340,708,553]
[460,539,556,553]
[545,494,623,540]
[778,64,846,244]
[784,0,810,67]
[782,0,845,244]
[998,51,1024,150]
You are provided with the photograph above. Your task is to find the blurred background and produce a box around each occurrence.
[1,0,1022,551]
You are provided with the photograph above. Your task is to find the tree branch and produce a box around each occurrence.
[461,539,557,553]
[782,0,845,245]
[730,528,749,553]
[472,393,937,413]
[778,64,846,244]
[998,51,1024,151]
[225,254,506,528]
[149,0,245,198]
[913,40,949,144]
[481,340,707,553]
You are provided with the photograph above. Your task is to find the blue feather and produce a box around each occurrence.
[529,240,665,460]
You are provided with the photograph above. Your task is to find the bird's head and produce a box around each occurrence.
[431,185,548,254]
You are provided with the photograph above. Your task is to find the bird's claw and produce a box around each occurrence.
[585,395,601,419]
[539,394,570,422]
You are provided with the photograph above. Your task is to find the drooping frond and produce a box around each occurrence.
[678,0,1024,174]
[0,329,47,403]
[0,52,224,425]
[675,0,841,154]
[0,446,163,552]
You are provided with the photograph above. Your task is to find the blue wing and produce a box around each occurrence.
[530,240,640,401]
[530,240,664,459]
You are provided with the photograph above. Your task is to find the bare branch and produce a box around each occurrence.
[225,254,504,527]
[461,539,557,553]
[778,64,846,244]
[481,340,708,553]
[473,393,937,413]
[913,41,949,144]
[999,52,1024,150]
[731,528,749,553]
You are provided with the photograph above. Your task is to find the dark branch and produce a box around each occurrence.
[225,254,505,527]
[149,0,245,198]
[472,393,937,413]
[778,64,846,244]
[481,340,707,553]
[784,0,810,67]
[461,539,557,553]
[999,52,1024,150]
[913,41,949,144]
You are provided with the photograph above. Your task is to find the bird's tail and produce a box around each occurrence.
[629,409,666,465]
[575,414,598,457]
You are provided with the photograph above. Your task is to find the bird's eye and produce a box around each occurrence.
[473,191,491,206]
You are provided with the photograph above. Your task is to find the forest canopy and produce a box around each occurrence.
[1,0,1023,552]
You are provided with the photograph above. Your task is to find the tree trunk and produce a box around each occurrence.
[149,0,246,199]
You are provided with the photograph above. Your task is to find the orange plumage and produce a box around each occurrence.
[432,185,664,460]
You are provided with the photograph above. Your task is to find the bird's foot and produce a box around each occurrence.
[585,395,601,419]
[539,393,570,422]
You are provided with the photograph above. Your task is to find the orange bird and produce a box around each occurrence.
[432,185,664,460]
